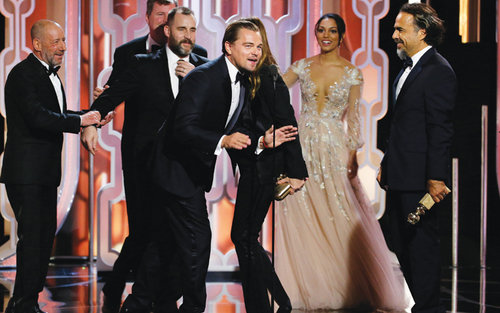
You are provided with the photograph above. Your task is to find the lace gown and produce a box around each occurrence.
[275,59,410,311]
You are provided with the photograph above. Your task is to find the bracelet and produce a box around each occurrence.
[262,137,270,149]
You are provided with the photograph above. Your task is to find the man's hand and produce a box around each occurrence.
[222,132,251,150]
[427,179,450,203]
[263,125,298,148]
[175,60,195,78]
[347,151,358,179]
[93,85,109,100]
[81,111,101,127]
[99,111,116,127]
[81,126,99,155]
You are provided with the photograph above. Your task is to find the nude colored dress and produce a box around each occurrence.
[275,59,410,311]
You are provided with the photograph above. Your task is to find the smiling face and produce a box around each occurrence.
[393,11,427,59]
[165,13,196,57]
[315,18,341,53]
[225,28,263,73]
[33,23,66,67]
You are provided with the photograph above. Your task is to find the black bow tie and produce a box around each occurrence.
[151,44,161,52]
[403,58,413,69]
[47,66,60,76]
[235,72,247,85]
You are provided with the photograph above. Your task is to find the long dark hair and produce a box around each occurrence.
[241,17,277,99]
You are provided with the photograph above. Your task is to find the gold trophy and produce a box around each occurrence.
[274,174,292,201]
[407,187,451,224]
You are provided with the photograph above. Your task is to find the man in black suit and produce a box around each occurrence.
[0,20,101,313]
[102,0,206,90]
[378,3,456,313]
[152,19,262,313]
[92,2,206,310]
[230,61,308,313]
[81,7,208,313]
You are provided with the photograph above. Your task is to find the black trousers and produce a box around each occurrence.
[231,166,289,313]
[382,190,444,313]
[123,187,182,312]
[158,187,211,313]
[103,162,154,297]
[5,184,57,304]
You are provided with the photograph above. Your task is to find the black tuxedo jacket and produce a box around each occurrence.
[250,65,308,183]
[106,35,207,87]
[91,47,208,167]
[155,55,252,197]
[380,47,456,191]
[0,53,82,186]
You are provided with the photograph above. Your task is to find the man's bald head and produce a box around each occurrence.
[31,19,66,67]
[31,20,63,42]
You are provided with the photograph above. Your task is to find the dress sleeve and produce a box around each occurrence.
[345,68,364,151]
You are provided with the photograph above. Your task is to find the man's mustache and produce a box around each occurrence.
[394,39,404,44]
[180,39,193,45]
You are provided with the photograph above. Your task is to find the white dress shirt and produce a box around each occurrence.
[214,57,242,155]
[34,55,64,113]
[146,35,161,53]
[395,45,432,99]
[166,46,190,98]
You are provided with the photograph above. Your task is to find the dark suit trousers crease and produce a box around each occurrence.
[382,190,443,313]
[231,166,289,313]
[126,190,183,311]
[159,187,211,313]
[104,162,154,295]
[5,184,57,302]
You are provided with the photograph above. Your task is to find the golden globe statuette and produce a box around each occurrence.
[407,187,451,225]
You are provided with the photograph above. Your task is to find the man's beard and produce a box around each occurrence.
[169,39,193,57]
[396,47,409,60]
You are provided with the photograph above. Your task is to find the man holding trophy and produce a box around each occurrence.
[377,3,456,313]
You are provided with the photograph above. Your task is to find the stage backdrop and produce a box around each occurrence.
[0,0,392,273]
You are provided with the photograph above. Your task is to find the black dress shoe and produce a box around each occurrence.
[276,305,292,313]
[102,294,122,313]
[119,295,151,313]
[14,303,46,313]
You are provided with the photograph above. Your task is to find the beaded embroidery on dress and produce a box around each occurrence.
[275,58,411,311]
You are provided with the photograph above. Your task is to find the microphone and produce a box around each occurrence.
[268,64,279,89]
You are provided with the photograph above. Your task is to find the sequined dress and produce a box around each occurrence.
[275,59,410,311]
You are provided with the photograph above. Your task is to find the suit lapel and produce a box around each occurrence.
[392,68,405,107]
[158,48,175,102]
[396,48,436,103]
[215,56,232,115]
[58,75,67,112]
[29,54,63,113]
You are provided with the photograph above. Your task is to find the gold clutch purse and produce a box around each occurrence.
[274,174,292,201]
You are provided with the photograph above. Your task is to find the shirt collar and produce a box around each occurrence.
[410,45,432,68]
[33,54,50,71]
[146,34,161,52]
[166,45,189,64]
[225,56,239,84]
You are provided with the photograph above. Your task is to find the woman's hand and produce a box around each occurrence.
[347,150,358,179]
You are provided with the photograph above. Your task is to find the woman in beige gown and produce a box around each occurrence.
[275,13,411,311]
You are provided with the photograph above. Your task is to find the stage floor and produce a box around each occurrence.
[0,265,498,312]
